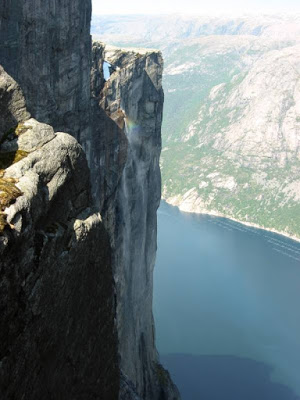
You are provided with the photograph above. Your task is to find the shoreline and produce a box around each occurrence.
[163,198,300,244]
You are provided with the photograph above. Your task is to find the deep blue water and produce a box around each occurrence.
[160,354,299,400]
[153,201,300,399]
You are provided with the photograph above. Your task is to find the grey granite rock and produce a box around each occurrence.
[0,2,180,399]
[119,372,143,400]
[92,42,180,400]
[0,67,30,142]
[0,118,55,154]
[0,69,119,400]
[0,0,92,142]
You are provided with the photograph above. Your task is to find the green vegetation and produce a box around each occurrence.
[0,122,31,146]
[157,38,300,239]
[0,150,29,170]
[0,123,31,232]
[162,143,300,237]
[155,363,171,386]
[0,170,22,233]
[99,33,300,239]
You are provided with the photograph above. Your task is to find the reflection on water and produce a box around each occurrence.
[153,201,300,398]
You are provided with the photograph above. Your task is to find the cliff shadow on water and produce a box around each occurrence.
[154,201,300,400]
[161,354,300,400]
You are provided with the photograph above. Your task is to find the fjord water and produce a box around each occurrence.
[153,201,300,400]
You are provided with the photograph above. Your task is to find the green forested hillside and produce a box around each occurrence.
[92,15,300,238]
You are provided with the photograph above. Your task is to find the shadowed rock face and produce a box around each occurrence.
[0,0,92,142]
[92,42,180,400]
[0,69,119,399]
[0,2,180,399]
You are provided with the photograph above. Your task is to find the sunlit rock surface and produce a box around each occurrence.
[0,67,30,142]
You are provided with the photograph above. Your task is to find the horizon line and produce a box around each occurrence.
[92,11,300,17]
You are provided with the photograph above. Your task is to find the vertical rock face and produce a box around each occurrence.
[0,2,180,399]
[92,43,179,399]
[0,0,92,143]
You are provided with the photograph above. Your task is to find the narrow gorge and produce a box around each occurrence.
[0,1,179,399]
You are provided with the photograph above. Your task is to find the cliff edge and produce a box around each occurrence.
[0,1,180,399]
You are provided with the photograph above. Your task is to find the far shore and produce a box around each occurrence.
[163,198,300,244]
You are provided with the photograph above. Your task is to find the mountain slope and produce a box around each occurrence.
[92,14,300,239]
[162,40,300,238]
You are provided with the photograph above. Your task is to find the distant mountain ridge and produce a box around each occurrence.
[92,15,300,239]
[92,14,300,43]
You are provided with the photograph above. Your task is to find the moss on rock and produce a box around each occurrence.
[0,150,29,170]
[155,363,170,386]
[0,169,23,233]
[0,122,32,146]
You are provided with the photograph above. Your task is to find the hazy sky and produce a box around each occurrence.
[92,0,300,15]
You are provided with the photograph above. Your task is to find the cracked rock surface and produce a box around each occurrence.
[0,68,119,400]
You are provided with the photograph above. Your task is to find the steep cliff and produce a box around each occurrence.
[0,0,91,141]
[0,2,179,399]
[92,42,179,399]
[0,67,119,399]
[0,0,128,213]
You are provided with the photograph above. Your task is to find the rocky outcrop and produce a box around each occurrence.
[0,66,30,142]
[0,2,179,399]
[0,69,119,399]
